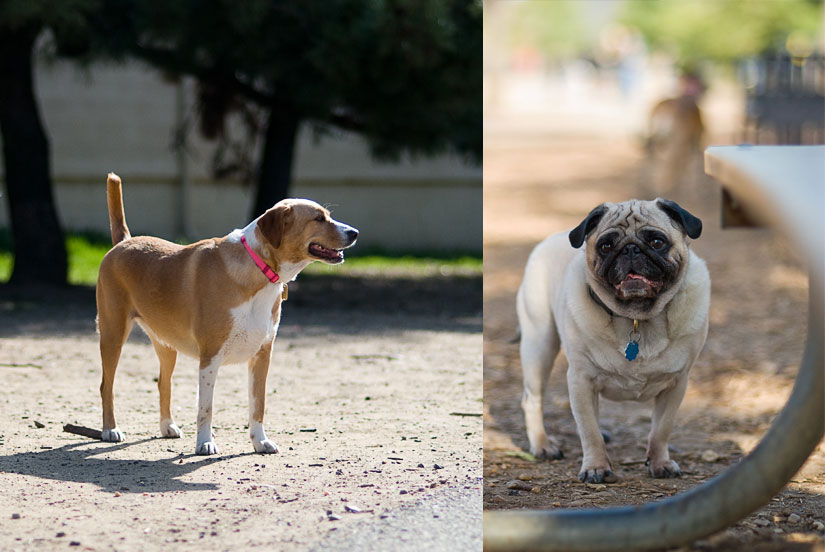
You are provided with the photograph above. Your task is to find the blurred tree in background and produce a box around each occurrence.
[91,0,482,217]
[506,0,590,60]
[0,0,102,286]
[503,0,821,65]
[620,0,822,64]
[0,0,481,286]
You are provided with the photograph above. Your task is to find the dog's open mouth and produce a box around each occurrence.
[615,273,662,299]
[309,243,344,264]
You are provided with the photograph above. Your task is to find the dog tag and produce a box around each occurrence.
[625,319,640,361]
[625,340,639,361]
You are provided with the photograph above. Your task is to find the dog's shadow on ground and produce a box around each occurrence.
[0,437,249,494]
[0,275,482,339]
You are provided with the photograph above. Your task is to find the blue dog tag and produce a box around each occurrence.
[625,340,639,361]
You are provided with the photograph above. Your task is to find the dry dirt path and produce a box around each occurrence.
[0,277,482,551]
[483,135,825,551]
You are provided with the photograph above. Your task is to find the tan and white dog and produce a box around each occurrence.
[96,173,358,455]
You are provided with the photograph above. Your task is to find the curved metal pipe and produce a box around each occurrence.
[484,146,825,551]
[484,299,822,551]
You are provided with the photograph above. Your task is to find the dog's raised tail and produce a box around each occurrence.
[106,172,131,245]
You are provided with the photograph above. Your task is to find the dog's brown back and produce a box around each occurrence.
[645,97,704,194]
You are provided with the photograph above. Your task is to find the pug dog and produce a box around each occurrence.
[517,199,709,483]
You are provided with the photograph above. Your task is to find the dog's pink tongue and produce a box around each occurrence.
[626,273,651,283]
[616,273,656,294]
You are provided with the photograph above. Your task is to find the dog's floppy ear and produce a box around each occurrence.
[569,204,608,248]
[657,199,702,239]
[257,203,293,249]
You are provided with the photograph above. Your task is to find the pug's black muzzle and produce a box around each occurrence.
[598,241,676,301]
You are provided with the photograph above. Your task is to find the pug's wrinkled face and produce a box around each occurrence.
[569,199,702,319]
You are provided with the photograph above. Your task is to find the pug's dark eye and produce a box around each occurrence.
[650,238,666,250]
[599,242,612,254]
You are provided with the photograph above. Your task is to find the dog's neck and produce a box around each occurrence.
[587,285,618,319]
[241,234,279,283]
[228,219,312,284]
[587,285,644,361]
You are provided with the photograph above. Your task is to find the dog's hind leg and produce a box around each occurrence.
[97,291,132,442]
[151,338,182,438]
[517,288,563,460]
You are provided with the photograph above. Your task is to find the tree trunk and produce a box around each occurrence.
[0,27,67,286]
[252,108,301,218]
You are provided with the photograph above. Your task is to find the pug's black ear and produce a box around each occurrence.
[569,204,608,248]
[657,199,702,239]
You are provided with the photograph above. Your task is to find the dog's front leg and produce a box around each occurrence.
[248,340,279,454]
[646,374,689,478]
[196,356,222,455]
[567,365,614,483]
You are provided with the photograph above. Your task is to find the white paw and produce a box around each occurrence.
[196,441,219,455]
[160,420,182,438]
[252,438,279,454]
[101,428,124,442]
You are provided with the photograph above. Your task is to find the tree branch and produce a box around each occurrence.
[132,43,275,106]
[133,44,366,135]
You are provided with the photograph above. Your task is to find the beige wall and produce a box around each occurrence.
[49,177,480,252]
[0,57,481,252]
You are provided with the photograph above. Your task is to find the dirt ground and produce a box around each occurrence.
[482,134,825,551]
[0,274,482,551]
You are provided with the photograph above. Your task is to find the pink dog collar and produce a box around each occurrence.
[240,235,279,284]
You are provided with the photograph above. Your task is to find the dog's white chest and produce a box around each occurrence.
[592,358,681,401]
[580,318,686,401]
[220,285,282,364]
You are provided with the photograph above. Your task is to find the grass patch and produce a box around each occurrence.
[0,232,481,285]
[0,228,11,282]
[66,233,111,285]
[0,252,11,282]
[304,250,481,278]
[0,231,111,286]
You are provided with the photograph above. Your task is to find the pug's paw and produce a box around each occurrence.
[529,435,564,460]
[647,457,682,478]
[578,465,619,484]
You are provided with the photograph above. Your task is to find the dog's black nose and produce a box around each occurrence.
[346,228,359,242]
[622,243,641,258]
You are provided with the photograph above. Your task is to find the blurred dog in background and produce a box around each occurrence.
[644,71,705,195]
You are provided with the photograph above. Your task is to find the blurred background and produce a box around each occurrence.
[486,0,822,146]
[0,0,482,290]
[483,2,825,549]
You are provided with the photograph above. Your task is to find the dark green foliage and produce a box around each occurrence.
[93,0,482,163]
[82,0,481,214]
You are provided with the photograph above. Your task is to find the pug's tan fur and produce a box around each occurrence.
[517,199,709,482]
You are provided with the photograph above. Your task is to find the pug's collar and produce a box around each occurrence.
[587,285,641,361]
[587,285,617,318]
